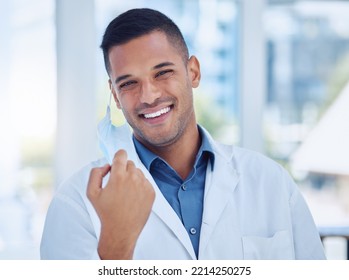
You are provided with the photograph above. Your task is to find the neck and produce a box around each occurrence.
[148,123,200,180]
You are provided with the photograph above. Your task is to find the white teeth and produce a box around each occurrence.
[144,107,171,119]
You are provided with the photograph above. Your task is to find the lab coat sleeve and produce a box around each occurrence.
[287,173,326,259]
[40,191,100,260]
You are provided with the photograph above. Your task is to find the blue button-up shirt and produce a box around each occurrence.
[133,126,215,257]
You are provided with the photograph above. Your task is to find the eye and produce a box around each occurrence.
[155,69,174,79]
[118,80,137,91]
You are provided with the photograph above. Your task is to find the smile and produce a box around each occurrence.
[143,106,171,119]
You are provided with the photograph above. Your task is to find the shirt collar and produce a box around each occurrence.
[197,125,215,171]
[133,125,215,171]
[133,136,158,171]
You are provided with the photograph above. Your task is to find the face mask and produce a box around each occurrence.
[97,105,139,164]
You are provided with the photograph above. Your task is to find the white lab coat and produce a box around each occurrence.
[40,122,326,260]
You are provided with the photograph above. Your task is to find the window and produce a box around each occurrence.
[265,0,349,259]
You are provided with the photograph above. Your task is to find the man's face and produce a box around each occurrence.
[108,31,201,149]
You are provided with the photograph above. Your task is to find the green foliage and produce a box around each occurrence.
[194,90,239,145]
[194,91,227,138]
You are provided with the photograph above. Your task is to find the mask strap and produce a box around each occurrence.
[108,92,112,108]
[103,92,112,120]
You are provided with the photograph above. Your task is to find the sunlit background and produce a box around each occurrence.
[1,0,349,259]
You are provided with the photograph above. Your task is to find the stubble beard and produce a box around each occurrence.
[129,103,195,151]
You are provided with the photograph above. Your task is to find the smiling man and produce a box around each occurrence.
[40,8,326,260]
[108,30,201,180]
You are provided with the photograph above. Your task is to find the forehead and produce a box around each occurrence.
[108,31,183,75]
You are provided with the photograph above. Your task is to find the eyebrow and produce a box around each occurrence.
[114,62,175,84]
[152,61,175,70]
[114,74,132,85]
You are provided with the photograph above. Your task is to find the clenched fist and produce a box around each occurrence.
[87,149,155,259]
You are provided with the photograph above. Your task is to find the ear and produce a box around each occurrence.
[187,55,201,88]
[108,79,122,109]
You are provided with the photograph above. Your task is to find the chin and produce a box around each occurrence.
[144,131,181,147]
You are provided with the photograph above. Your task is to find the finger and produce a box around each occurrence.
[126,160,136,171]
[135,167,144,176]
[129,164,145,185]
[87,164,111,199]
[135,168,148,182]
[111,149,128,171]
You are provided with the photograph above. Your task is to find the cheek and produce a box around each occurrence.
[113,94,122,109]
[161,76,188,94]
[117,93,139,113]
[114,96,122,109]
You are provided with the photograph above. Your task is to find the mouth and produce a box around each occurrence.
[140,105,173,119]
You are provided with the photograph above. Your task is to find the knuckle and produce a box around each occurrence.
[129,170,139,181]
[86,189,93,198]
[143,179,155,195]
[86,187,95,200]
[127,160,135,168]
[135,167,144,176]
[90,167,105,178]
[89,167,99,176]
[148,187,155,197]
[147,189,156,202]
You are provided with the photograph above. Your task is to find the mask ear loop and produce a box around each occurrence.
[107,82,114,116]
[106,91,112,117]
[108,79,116,112]
[108,91,112,108]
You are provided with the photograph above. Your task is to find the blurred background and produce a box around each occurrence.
[1,0,349,259]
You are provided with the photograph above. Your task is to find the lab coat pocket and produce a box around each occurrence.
[242,230,294,259]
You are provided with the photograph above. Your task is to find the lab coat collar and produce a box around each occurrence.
[197,126,240,258]
[198,125,237,167]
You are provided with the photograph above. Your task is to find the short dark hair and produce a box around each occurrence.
[100,8,189,74]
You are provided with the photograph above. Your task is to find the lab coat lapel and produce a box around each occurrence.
[145,172,197,259]
[199,143,240,257]
[132,148,196,259]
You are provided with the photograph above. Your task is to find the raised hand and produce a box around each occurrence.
[87,149,155,259]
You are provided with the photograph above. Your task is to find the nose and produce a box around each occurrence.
[139,80,161,105]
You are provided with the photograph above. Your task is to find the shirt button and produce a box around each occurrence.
[181,184,187,191]
[190,227,197,235]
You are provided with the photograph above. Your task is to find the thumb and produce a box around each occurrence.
[87,164,111,200]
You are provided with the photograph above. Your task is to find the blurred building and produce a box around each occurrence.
[265,2,349,162]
